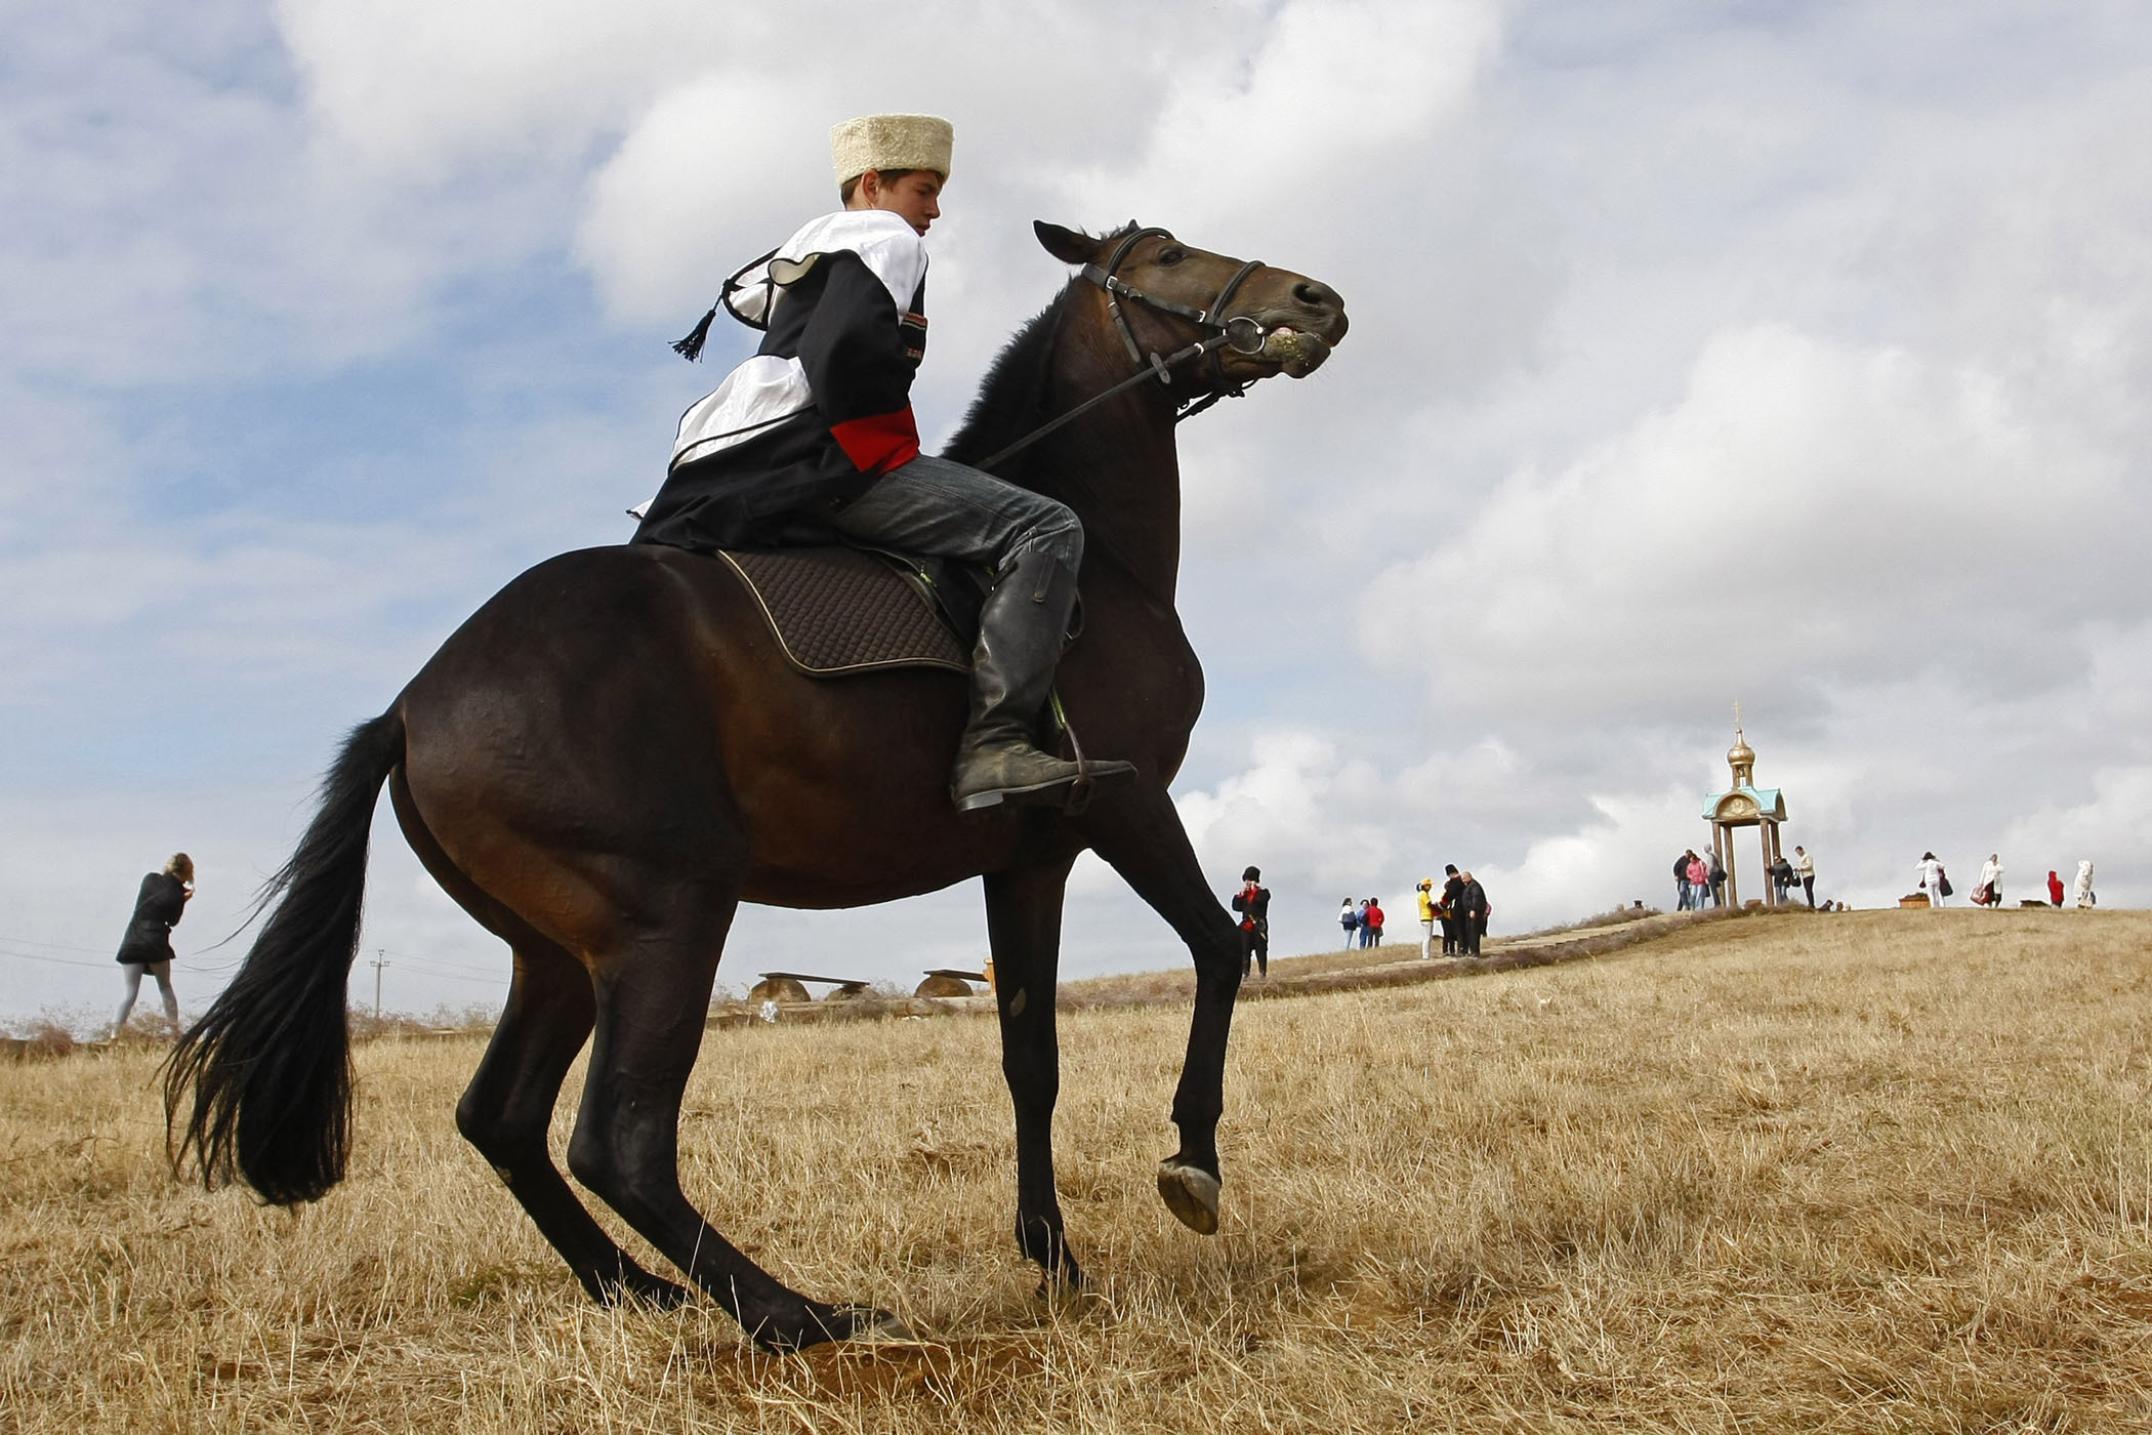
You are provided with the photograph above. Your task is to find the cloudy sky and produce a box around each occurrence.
[5,1,2146,1024]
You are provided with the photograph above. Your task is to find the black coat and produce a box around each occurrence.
[1455,879,1489,922]
[1232,884,1271,950]
[634,252,927,553]
[115,872,185,965]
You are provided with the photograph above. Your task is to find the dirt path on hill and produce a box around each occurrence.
[719,907,1788,1026]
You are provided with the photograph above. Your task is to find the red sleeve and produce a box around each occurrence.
[829,408,920,475]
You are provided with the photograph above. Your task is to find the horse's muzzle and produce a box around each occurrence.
[1261,326,1332,377]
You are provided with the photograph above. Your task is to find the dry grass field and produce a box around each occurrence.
[5,908,2150,1432]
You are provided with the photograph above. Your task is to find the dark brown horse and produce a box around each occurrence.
[167,221,1348,1351]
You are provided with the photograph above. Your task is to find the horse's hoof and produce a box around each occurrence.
[1156,1159,1221,1235]
[834,1305,922,1344]
[753,1304,915,1354]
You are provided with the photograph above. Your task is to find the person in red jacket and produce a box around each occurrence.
[635,114,1133,813]
[1363,897,1385,948]
[1231,866,1271,979]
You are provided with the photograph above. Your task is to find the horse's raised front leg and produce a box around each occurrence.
[982,858,1083,1291]
[1074,782,1244,1235]
[454,942,690,1308]
[563,900,905,1352]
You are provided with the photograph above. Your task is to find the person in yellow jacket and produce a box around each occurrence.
[1415,878,1438,960]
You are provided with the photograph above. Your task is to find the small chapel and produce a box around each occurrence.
[1702,713,1789,908]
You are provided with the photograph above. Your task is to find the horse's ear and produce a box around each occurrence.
[1033,221,1096,267]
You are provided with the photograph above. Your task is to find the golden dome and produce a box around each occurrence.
[1727,713,1756,779]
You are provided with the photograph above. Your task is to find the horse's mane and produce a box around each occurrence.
[940,287,1075,469]
[942,224,1139,472]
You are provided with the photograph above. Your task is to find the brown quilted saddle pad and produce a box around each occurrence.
[717,546,973,677]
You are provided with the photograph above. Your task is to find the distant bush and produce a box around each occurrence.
[349,1004,496,1040]
[1,1019,77,1061]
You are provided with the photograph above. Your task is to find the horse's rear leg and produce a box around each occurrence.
[454,943,689,1308]
[565,914,903,1352]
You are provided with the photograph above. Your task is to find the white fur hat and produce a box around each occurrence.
[830,113,953,186]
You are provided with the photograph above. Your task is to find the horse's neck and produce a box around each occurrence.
[949,285,1187,606]
[1038,394,1183,607]
[1032,314,1185,607]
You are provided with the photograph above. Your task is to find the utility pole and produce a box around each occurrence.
[370,949,389,1019]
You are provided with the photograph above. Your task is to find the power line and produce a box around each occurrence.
[0,932,114,956]
[0,945,109,970]
[0,930,252,968]
[374,947,502,981]
[0,929,506,979]
[1,943,498,988]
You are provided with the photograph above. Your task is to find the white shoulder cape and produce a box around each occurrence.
[640,211,928,514]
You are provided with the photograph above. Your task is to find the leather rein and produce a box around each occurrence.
[976,227,1268,470]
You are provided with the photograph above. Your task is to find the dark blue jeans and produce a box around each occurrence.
[826,454,1082,574]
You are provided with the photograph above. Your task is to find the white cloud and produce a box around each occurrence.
[577,72,844,323]
[1360,320,2139,724]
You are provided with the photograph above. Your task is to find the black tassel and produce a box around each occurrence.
[671,305,717,362]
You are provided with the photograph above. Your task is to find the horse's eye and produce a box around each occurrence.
[1158,247,1186,266]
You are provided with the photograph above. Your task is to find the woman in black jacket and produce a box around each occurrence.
[111,853,192,1037]
[1439,866,1465,955]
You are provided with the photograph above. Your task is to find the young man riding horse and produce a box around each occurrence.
[168,115,1348,1350]
[634,114,1135,814]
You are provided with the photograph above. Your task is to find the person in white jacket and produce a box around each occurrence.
[1917,851,1948,907]
[2074,860,2096,908]
[1792,845,1816,908]
[1978,853,2004,907]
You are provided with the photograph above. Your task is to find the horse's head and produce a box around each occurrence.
[1035,222,1348,392]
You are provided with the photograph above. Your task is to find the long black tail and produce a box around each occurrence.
[165,708,405,1205]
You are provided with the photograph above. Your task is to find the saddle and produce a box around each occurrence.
[716,545,985,678]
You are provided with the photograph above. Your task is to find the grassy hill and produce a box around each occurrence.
[4,908,2149,1431]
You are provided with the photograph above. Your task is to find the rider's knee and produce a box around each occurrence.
[1017,500,1082,571]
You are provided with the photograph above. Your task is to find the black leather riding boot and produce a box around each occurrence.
[950,550,1135,812]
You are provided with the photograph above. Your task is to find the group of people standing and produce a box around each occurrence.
[1919,853,2096,909]
[1772,847,1817,906]
[1338,896,1386,950]
[1412,866,1491,959]
[1675,845,1819,909]
[1673,848,1726,910]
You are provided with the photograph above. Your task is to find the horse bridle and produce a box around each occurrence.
[975,228,1271,468]
[1084,226,1269,413]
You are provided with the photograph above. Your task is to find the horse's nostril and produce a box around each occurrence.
[1293,281,1338,310]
